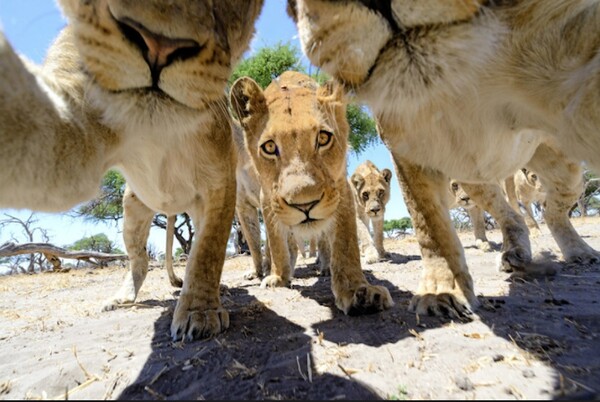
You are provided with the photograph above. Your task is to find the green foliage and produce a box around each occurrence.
[69,233,123,254]
[229,42,304,89]
[383,217,412,238]
[77,170,126,222]
[388,385,409,400]
[174,247,185,259]
[347,103,380,155]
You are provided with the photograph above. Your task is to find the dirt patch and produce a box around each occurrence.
[1,218,599,399]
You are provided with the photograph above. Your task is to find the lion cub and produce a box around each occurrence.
[350,160,392,263]
[230,71,393,315]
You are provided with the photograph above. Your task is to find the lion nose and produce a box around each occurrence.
[289,200,319,214]
[460,196,470,203]
[116,17,201,85]
[370,204,381,214]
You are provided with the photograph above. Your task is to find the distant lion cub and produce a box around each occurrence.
[230,71,393,315]
[350,160,392,263]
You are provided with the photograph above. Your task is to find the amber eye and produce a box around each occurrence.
[261,140,279,157]
[362,192,369,201]
[531,174,537,180]
[317,130,333,148]
[451,182,459,191]
[377,190,384,198]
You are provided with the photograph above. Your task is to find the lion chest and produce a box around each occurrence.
[115,121,234,215]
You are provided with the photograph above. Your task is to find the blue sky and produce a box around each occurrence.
[0,0,409,253]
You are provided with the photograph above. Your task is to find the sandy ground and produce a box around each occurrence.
[0,217,599,400]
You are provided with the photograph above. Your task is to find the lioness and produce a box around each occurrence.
[507,169,547,230]
[350,160,393,263]
[448,180,493,253]
[0,0,264,341]
[230,71,393,315]
[289,0,600,318]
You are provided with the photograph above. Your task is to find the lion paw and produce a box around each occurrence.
[565,249,600,265]
[409,292,478,319]
[364,247,380,264]
[101,292,136,312]
[497,246,531,273]
[260,274,290,288]
[243,270,262,281]
[336,284,394,315]
[475,239,492,252]
[170,293,229,342]
[169,276,183,288]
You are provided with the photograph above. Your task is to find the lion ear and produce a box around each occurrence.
[229,76,267,125]
[382,168,392,183]
[317,79,345,103]
[350,173,365,192]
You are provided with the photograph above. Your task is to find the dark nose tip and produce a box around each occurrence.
[290,200,319,214]
[116,17,201,85]
[460,196,470,202]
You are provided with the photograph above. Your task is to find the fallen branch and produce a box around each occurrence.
[0,241,128,270]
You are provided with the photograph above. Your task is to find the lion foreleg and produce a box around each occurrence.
[102,186,154,311]
[526,143,600,264]
[328,181,393,315]
[260,204,293,288]
[466,205,491,251]
[0,33,113,212]
[170,183,235,341]
[392,156,478,318]
[460,182,534,273]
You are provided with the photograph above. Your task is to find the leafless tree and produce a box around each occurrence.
[0,213,51,273]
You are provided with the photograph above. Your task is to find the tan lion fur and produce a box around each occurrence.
[230,71,393,315]
[350,160,393,264]
[506,169,547,230]
[289,0,599,317]
[0,0,264,341]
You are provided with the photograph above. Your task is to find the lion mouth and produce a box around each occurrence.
[301,217,318,224]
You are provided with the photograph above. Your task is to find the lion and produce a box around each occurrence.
[447,180,493,253]
[289,0,600,318]
[449,168,549,254]
[229,71,393,315]
[163,120,307,284]
[506,169,547,231]
[350,160,393,264]
[0,0,264,341]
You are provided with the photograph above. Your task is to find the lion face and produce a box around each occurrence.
[520,169,543,192]
[58,0,262,110]
[350,161,392,220]
[448,180,476,210]
[230,71,349,237]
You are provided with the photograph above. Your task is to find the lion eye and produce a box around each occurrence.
[451,182,459,191]
[261,140,279,157]
[362,192,369,201]
[377,190,384,198]
[317,130,333,148]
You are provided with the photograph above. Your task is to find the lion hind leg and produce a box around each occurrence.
[527,144,600,265]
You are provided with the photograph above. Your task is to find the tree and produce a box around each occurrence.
[0,213,51,273]
[152,213,194,255]
[571,169,600,217]
[75,170,125,224]
[230,42,303,89]
[383,217,412,238]
[69,233,123,254]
